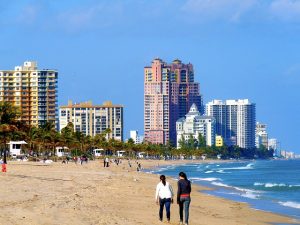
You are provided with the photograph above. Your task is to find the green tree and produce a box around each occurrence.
[61,122,75,154]
[187,134,196,150]
[74,131,85,152]
[197,133,206,148]
[49,130,62,156]
[178,135,187,149]
[25,127,39,154]
[0,102,20,163]
[125,138,135,157]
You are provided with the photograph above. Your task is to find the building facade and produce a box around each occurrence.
[215,135,224,147]
[0,61,58,128]
[255,122,268,148]
[129,130,144,144]
[206,99,256,149]
[176,104,215,148]
[144,58,202,145]
[268,138,280,156]
[59,101,123,141]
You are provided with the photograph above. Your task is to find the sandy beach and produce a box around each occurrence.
[0,159,298,225]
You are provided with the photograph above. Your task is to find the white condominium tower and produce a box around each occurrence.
[206,99,256,149]
[59,101,123,141]
[176,104,216,148]
[255,122,268,148]
[0,61,58,128]
[129,130,144,144]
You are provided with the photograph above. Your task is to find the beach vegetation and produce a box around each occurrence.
[0,102,275,161]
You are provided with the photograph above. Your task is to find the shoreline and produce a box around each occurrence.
[144,159,300,224]
[0,159,298,225]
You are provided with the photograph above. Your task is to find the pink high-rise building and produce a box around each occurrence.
[144,58,202,145]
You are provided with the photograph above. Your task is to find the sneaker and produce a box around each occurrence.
[179,222,183,225]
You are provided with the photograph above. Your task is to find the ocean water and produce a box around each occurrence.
[150,159,300,221]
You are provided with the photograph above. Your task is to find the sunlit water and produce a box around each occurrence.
[149,159,300,221]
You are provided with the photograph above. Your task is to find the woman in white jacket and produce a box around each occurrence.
[155,175,174,222]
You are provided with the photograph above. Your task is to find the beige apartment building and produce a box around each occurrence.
[0,61,58,127]
[59,101,123,141]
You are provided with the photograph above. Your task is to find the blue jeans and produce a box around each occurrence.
[159,198,171,221]
[179,197,191,224]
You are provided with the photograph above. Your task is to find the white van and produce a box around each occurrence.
[56,147,68,157]
[93,149,104,157]
[137,152,145,159]
[116,150,126,157]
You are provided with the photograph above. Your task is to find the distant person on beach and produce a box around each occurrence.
[177,172,191,225]
[105,157,109,167]
[128,159,131,168]
[155,175,174,223]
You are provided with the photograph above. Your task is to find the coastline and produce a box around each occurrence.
[0,159,298,225]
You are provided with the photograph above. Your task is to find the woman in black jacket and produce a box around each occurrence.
[177,172,191,225]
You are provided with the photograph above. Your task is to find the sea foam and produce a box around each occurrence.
[220,163,254,170]
[254,182,300,188]
[211,182,231,188]
[279,201,300,209]
[190,177,221,182]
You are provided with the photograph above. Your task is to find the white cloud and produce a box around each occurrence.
[18,5,40,25]
[55,2,124,32]
[181,0,258,22]
[285,63,300,76]
[270,0,300,21]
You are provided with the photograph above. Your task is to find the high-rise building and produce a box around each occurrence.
[0,61,58,128]
[129,130,144,144]
[255,122,268,148]
[144,58,202,145]
[205,100,227,139]
[206,99,256,149]
[268,138,279,156]
[59,101,123,141]
[176,104,215,148]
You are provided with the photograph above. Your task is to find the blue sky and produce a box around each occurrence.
[1,0,300,153]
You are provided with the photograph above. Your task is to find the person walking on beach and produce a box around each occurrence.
[155,175,174,223]
[105,157,109,167]
[177,172,191,225]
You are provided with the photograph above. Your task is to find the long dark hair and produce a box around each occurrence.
[179,171,187,180]
[160,175,166,186]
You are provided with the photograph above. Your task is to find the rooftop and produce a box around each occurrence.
[60,100,123,108]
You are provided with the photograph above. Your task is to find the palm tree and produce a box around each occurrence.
[61,122,75,155]
[26,127,39,155]
[74,131,85,153]
[50,130,62,157]
[125,138,135,157]
[36,127,52,155]
[103,128,112,140]
[83,135,93,153]
[0,102,20,163]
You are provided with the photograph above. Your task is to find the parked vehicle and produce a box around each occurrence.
[93,149,104,157]
[137,152,145,159]
[56,147,69,157]
[116,150,126,157]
